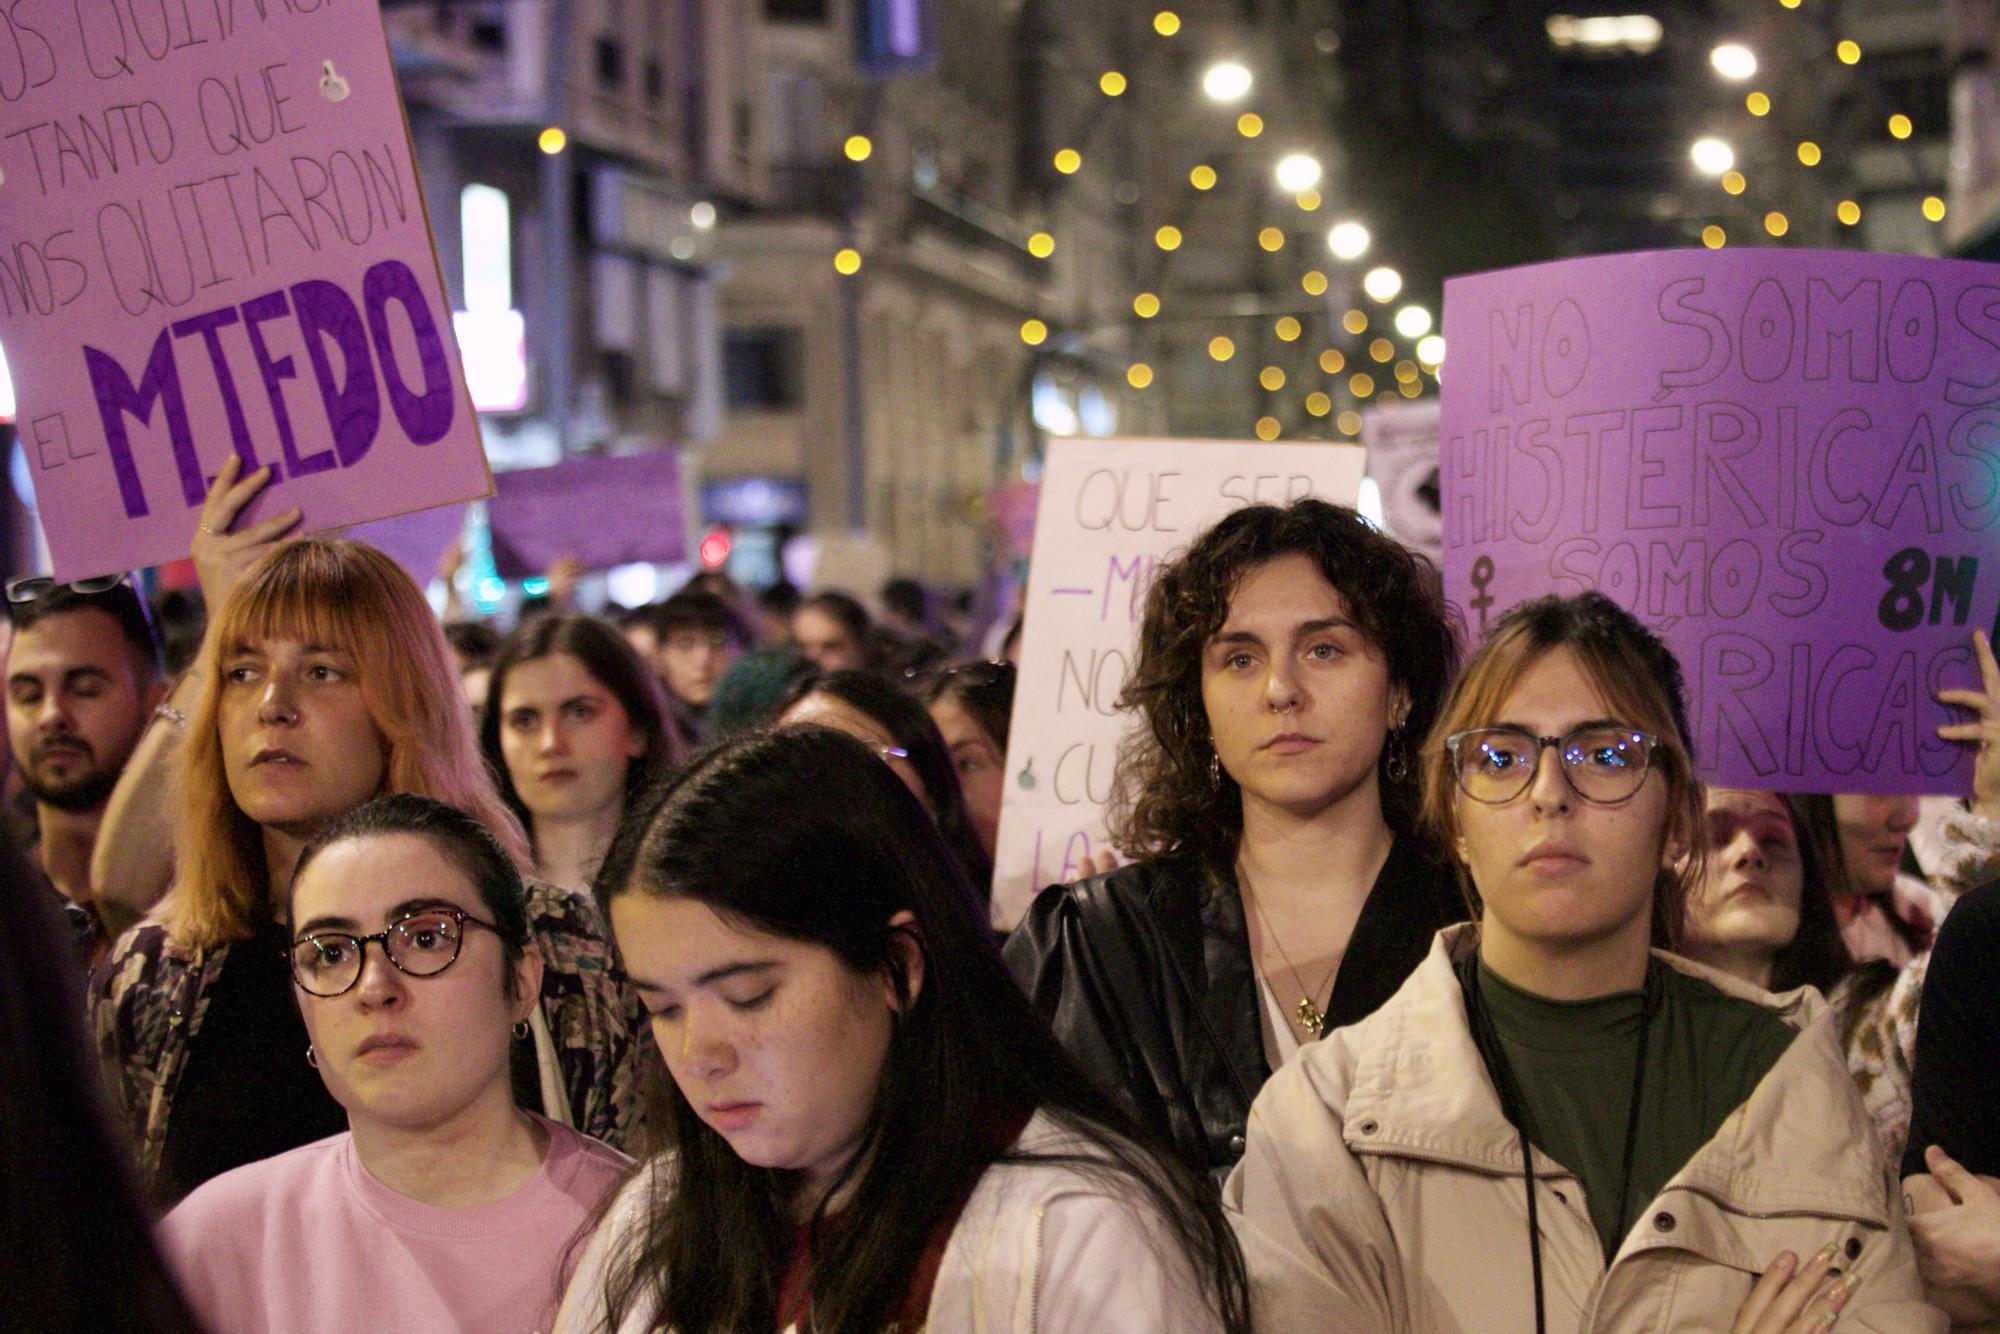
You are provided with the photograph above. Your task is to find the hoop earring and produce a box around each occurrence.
[512,1020,530,1041]
[305,1044,318,1069]
[1384,728,1410,784]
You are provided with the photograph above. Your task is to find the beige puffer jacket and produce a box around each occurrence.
[1224,925,1946,1334]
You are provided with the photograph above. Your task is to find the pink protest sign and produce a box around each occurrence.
[0,0,491,581]
[1440,249,2000,796]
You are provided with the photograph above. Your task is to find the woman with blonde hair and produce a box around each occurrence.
[91,465,650,1203]
[1228,592,1940,1334]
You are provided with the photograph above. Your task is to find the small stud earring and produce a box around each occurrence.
[512,1020,530,1041]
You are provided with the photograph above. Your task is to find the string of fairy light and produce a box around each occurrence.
[824,6,1440,444]
[1691,5,1945,250]
[824,4,1946,442]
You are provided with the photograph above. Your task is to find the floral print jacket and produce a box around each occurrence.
[91,878,659,1189]
[1833,806,2000,1167]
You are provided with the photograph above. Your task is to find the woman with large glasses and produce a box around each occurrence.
[1004,499,1464,1179]
[160,795,631,1334]
[1228,593,1938,1334]
[90,504,651,1206]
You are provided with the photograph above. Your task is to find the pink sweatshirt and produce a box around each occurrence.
[161,1118,631,1334]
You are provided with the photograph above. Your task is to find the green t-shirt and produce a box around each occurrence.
[1476,958,1799,1261]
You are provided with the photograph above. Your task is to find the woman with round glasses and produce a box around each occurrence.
[1228,593,1938,1334]
[91,522,650,1205]
[774,669,993,900]
[1006,499,1464,1178]
[161,794,631,1334]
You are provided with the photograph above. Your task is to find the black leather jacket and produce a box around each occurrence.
[1003,837,1466,1178]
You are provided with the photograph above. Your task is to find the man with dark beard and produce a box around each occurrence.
[4,580,163,959]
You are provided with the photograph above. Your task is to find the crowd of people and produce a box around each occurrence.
[2,479,1998,1333]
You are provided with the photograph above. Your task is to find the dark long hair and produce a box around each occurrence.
[1791,793,1901,1017]
[7,839,208,1334]
[595,727,1250,1334]
[478,614,679,852]
[1109,498,1459,863]
[776,669,994,899]
[1765,794,1858,995]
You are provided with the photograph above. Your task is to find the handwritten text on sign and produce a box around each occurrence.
[0,0,491,579]
[1439,249,2000,795]
[991,438,1365,928]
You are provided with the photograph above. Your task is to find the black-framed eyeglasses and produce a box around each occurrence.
[1445,725,1662,806]
[287,907,503,998]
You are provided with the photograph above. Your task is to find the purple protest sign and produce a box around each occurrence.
[345,502,466,588]
[486,450,686,577]
[0,0,492,581]
[1440,249,2000,796]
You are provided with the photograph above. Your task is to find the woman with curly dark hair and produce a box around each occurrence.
[1003,498,1466,1178]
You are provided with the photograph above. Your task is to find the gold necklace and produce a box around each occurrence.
[1239,868,1339,1036]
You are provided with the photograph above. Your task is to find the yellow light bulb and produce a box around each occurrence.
[1305,391,1332,416]
[1336,410,1361,436]
[1369,338,1394,363]
[1342,309,1368,335]
[1797,141,1821,166]
[1208,335,1235,361]
[1701,225,1725,249]
[1100,70,1127,96]
[1394,359,1419,383]
[1923,195,1948,222]
[1259,366,1285,390]
[1836,40,1861,64]
[1254,416,1280,441]
[1318,349,1345,374]
[1274,316,1302,342]
[1027,231,1055,258]
[1156,225,1183,251]
[1399,379,1421,398]
[843,134,873,162]
[1747,91,1771,116]
[1764,211,1789,237]
[1153,9,1180,36]
[1190,164,1217,190]
[1236,112,1264,138]
[1837,199,1862,226]
[1053,149,1082,175]
[538,127,568,154]
[1349,372,1375,397]
[833,247,863,274]
[1296,189,1321,211]
[1301,270,1328,296]
[1888,113,1912,140]
[1722,170,1746,195]
[1258,226,1285,252]
[1126,362,1154,388]
[1133,292,1161,318]
[1020,319,1048,346]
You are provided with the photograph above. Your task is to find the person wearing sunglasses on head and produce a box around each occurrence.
[1228,593,1941,1334]
[3,575,164,955]
[160,794,632,1334]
